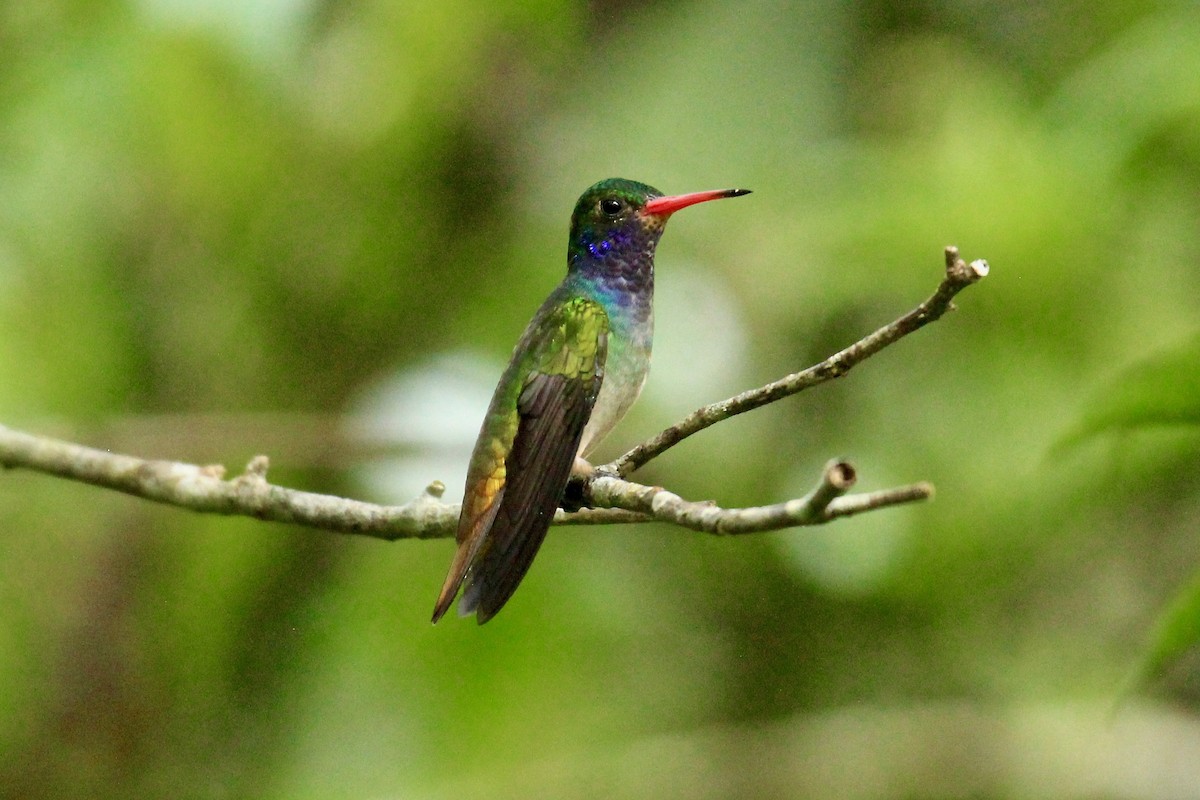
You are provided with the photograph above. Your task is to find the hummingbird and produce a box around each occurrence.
[432,178,750,624]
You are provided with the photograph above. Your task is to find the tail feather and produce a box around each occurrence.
[431,493,502,623]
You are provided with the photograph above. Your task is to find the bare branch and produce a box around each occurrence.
[586,460,933,534]
[0,424,928,539]
[0,248,986,540]
[0,424,455,540]
[606,247,990,477]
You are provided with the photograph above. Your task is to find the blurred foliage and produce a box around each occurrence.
[1137,570,1200,692]
[2,0,1200,797]
[1060,334,1200,693]
[1061,335,1200,444]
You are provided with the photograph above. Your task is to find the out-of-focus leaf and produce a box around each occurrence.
[1135,570,1200,686]
[1058,334,1200,449]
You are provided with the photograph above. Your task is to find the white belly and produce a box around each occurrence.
[577,310,652,457]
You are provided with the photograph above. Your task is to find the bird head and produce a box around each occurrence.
[567,178,749,271]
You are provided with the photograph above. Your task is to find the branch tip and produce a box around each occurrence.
[825,459,856,490]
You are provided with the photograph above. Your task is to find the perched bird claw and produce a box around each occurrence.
[560,475,589,513]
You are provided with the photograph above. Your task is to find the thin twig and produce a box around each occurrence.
[606,247,990,477]
[586,460,932,534]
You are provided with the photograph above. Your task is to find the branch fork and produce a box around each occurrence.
[0,247,987,541]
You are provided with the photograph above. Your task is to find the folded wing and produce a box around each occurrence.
[432,295,608,623]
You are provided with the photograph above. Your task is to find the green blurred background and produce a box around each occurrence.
[2,0,1200,797]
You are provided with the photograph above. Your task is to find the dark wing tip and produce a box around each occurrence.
[431,550,469,624]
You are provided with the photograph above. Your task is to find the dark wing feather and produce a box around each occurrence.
[460,371,598,622]
[451,296,608,623]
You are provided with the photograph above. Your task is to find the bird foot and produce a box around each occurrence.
[561,458,618,512]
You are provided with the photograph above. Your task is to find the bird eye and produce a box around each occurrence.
[599,197,623,217]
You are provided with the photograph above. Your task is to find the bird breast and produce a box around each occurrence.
[577,301,652,457]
